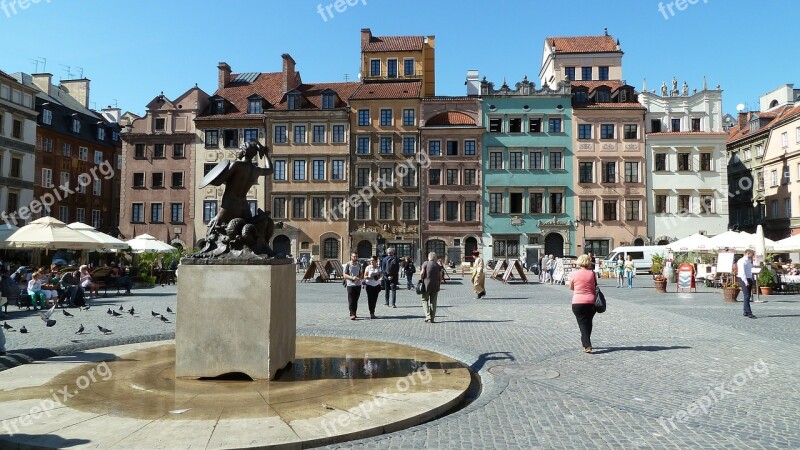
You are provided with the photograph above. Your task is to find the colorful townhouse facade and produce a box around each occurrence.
[640,78,729,243]
[347,29,435,263]
[419,94,483,264]
[726,85,800,237]
[262,59,359,262]
[13,72,121,235]
[119,86,209,248]
[758,105,800,239]
[541,33,647,255]
[0,70,36,227]
[480,76,574,261]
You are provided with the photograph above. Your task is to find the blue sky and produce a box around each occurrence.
[1,0,797,116]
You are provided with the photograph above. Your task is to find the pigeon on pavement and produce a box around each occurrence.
[112,310,122,317]
[160,315,170,323]
[118,305,123,311]
[63,310,74,317]
[151,311,159,317]
[76,324,84,334]
[45,319,56,327]
[38,304,56,321]
[107,308,113,315]
[2,322,12,331]
[128,307,135,316]
[166,306,174,313]
[97,325,112,334]
[20,325,28,334]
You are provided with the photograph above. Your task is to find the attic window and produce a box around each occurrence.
[596,89,610,103]
[322,93,334,110]
[749,119,759,132]
[288,94,301,110]
[248,99,262,114]
[213,99,224,115]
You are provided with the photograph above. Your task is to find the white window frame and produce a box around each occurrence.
[76,207,86,224]
[42,109,52,125]
[41,168,52,188]
[93,180,101,196]
[94,150,103,165]
[78,146,88,161]
[782,132,789,148]
[91,209,101,228]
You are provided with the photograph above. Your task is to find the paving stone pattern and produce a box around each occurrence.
[1,274,798,449]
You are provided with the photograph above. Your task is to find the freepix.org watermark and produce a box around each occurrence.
[316,0,366,22]
[658,0,709,20]
[326,152,431,223]
[320,363,432,437]
[1,0,50,19]
[1,361,112,436]
[1,160,115,227]
[657,359,769,433]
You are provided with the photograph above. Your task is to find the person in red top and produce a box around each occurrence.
[569,254,598,353]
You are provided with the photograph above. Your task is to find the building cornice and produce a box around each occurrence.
[0,177,34,190]
[0,136,35,153]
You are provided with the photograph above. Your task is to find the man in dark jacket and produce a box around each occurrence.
[381,248,400,307]
[60,270,84,307]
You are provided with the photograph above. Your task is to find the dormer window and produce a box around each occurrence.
[288,93,301,110]
[212,99,224,115]
[97,127,105,141]
[574,90,588,103]
[596,89,610,103]
[749,118,759,132]
[248,98,262,114]
[72,117,81,133]
[322,93,335,110]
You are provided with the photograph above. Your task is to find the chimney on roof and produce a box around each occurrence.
[466,70,480,96]
[218,62,232,89]
[738,112,749,130]
[282,53,298,92]
[361,28,372,49]
[60,79,90,108]
[31,73,52,93]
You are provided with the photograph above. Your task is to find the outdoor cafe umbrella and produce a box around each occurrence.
[0,223,19,249]
[665,233,713,252]
[708,230,776,252]
[3,216,104,250]
[67,222,129,251]
[125,234,175,253]
[774,233,800,252]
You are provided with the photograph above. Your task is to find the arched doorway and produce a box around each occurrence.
[425,239,446,258]
[544,233,565,257]
[464,237,478,263]
[272,235,291,257]
[633,238,644,246]
[657,239,669,245]
[322,237,340,261]
[356,240,372,258]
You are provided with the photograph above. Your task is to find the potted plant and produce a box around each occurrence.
[651,253,667,293]
[757,264,775,295]
[722,277,741,302]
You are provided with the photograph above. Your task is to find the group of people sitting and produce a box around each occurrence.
[8,262,133,310]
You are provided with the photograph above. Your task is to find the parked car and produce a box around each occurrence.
[601,246,667,274]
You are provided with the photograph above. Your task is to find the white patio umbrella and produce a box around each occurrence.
[125,234,175,253]
[774,233,800,252]
[4,216,105,250]
[0,223,19,249]
[708,230,775,252]
[67,222,129,251]
[665,233,713,252]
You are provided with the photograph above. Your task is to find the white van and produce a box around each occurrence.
[602,246,667,274]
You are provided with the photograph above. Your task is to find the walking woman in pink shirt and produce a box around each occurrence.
[569,254,598,353]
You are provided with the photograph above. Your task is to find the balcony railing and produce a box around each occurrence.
[362,71,424,81]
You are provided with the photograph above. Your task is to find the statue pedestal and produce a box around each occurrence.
[175,258,295,380]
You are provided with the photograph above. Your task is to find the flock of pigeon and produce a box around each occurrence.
[2,304,175,336]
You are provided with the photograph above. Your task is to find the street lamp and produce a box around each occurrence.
[575,217,594,253]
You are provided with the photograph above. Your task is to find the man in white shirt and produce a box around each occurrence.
[736,249,756,318]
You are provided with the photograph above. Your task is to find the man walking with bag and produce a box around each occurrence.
[737,249,757,319]
[381,248,400,307]
[420,252,442,323]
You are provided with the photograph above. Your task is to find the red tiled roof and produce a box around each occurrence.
[425,111,476,126]
[351,82,421,100]
[726,105,800,144]
[273,81,360,110]
[647,132,729,136]
[576,103,645,109]
[571,81,627,91]
[363,35,424,52]
[547,35,619,53]
[203,71,288,117]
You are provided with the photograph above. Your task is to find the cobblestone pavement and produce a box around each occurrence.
[2,274,799,449]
